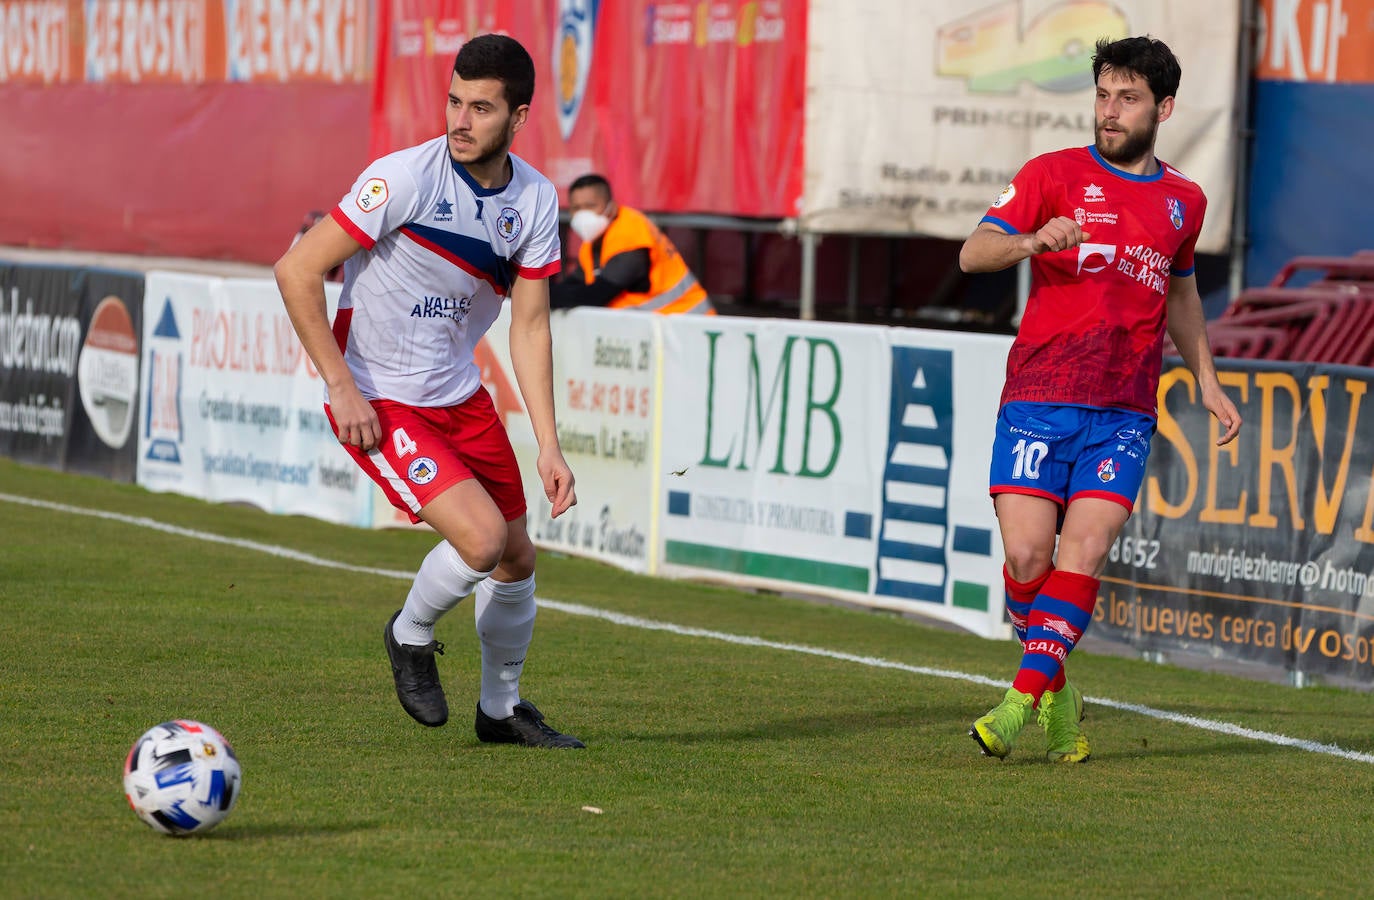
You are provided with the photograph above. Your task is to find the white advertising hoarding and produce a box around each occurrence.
[802,0,1240,252]
[474,305,660,573]
[658,315,888,598]
[656,314,1011,636]
[137,271,372,526]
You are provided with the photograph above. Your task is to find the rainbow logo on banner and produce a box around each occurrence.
[554,0,600,140]
[935,0,1128,93]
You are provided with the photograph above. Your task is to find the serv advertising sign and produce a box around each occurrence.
[1100,359,1374,684]
[802,0,1240,252]
[136,271,372,526]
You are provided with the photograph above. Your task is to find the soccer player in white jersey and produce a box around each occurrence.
[275,34,583,748]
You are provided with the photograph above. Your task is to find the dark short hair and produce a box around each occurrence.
[569,173,612,201]
[453,34,535,110]
[1091,36,1181,104]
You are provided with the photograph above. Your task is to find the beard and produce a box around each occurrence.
[448,121,514,168]
[1094,114,1158,166]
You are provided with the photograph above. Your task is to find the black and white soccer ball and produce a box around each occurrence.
[123,720,241,835]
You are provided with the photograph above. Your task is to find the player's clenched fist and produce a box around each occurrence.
[1028,216,1089,255]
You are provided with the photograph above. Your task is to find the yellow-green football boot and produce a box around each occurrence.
[1038,682,1090,763]
[970,687,1036,758]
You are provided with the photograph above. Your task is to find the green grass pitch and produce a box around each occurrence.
[2,458,1372,897]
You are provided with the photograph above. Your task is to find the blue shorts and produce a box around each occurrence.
[989,402,1155,512]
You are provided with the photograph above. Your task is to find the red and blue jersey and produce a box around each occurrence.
[981,145,1207,416]
[329,137,561,408]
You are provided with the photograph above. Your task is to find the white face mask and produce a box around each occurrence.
[570,209,611,242]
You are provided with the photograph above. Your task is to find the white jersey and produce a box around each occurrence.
[328,136,561,407]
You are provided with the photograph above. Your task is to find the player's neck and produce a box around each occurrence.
[462,155,513,190]
[1102,150,1160,178]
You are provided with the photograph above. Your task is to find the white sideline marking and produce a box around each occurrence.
[6,490,1374,766]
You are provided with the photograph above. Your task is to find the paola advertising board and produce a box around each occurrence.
[136,271,372,526]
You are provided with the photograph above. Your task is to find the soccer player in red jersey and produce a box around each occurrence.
[276,35,584,748]
[959,36,1242,761]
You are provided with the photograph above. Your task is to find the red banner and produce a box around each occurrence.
[370,0,806,217]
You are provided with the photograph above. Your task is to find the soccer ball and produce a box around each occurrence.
[122,720,242,835]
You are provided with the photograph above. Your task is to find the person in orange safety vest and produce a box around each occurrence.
[550,173,716,315]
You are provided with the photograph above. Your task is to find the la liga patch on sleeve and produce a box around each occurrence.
[357,178,389,213]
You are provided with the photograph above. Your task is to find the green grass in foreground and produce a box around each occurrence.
[2,458,1373,898]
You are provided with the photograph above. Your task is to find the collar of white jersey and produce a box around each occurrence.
[450,151,514,197]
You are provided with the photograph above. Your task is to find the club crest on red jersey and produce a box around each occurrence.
[1166,196,1185,230]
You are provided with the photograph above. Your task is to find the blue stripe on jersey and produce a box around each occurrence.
[401,223,513,294]
[1088,144,1164,182]
[980,215,1017,234]
[1174,264,1195,277]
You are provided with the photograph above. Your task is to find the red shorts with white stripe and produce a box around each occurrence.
[326,386,526,524]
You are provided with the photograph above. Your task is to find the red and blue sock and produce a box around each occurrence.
[1004,566,1067,694]
[1011,570,1100,703]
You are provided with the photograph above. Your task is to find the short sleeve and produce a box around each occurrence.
[978,156,1050,236]
[511,182,562,281]
[329,155,424,250]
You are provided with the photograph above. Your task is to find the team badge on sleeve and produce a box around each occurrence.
[357,178,389,213]
[992,183,1016,208]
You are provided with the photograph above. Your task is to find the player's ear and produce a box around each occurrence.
[1156,95,1175,125]
[509,103,530,134]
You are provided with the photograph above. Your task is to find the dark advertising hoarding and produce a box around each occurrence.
[0,263,144,481]
[1100,358,1374,684]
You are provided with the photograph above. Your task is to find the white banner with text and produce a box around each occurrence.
[136,272,372,527]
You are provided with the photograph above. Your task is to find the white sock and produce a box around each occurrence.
[392,542,493,647]
[474,574,536,720]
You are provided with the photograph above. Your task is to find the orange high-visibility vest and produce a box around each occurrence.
[578,206,716,315]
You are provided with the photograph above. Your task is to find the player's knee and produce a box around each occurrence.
[501,532,537,578]
[459,532,507,573]
[1056,536,1113,576]
[1003,543,1053,581]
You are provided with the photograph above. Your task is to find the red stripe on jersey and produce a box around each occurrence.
[400,226,508,296]
[331,207,375,249]
[517,259,562,281]
[331,306,353,354]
